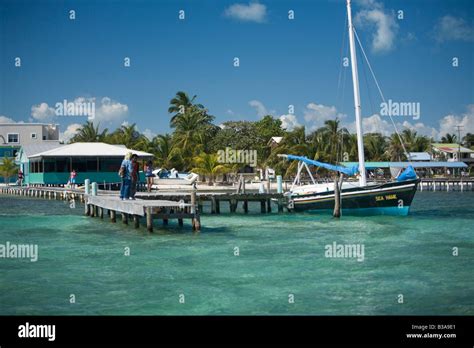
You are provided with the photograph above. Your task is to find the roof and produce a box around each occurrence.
[408,152,431,161]
[28,142,154,158]
[18,143,63,157]
[268,136,283,145]
[0,123,59,127]
[342,161,468,169]
[432,143,474,153]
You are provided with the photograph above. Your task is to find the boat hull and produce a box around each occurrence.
[289,179,420,216]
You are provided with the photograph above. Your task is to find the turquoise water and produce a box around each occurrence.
[0,192,473,315]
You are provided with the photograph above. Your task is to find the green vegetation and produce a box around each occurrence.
[0,157,18,185]
[68,91,469,179]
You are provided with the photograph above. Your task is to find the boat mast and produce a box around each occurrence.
[346,0,367,186]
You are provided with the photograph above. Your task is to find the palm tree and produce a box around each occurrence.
[0,157,18,185]
[69,121,108,143]
[268,126,321,178]
[108,123,146,149]
[387,133,405,161]
[168,91,205,127]
[441,133,457,143]
[151,134,177,169]
[319,119,348,163]
[364,133,387,161]
[342,133,358,162]
[171,106,217,169]
[191,152,229,185]
[463,133,474,148]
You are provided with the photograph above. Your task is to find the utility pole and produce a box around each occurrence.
[455,125,463,162]
[455,125,463,177]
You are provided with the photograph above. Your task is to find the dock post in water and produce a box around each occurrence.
[210,196,217,214]
[110,210,116,223]
[333,173,343,218]
[122,213,128,225]
[133,215,140,228]
[146,207,153,232]
[191,190,200,232]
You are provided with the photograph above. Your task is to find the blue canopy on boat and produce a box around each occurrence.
[397,165,417,182]
[284,154,359,176]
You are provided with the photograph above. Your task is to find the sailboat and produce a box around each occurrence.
[279,0,420,216]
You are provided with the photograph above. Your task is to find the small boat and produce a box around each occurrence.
[280,155,419,215]
[152,168,199,186]
[278,0,420,216]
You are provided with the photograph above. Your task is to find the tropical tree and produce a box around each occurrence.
[441,133,457,143]
[168,91,205,128]
[364,133,387,161]
[386,133,406,161]
[107,123,146,149]
[191,152,229,185]
[268,126,320,178]
[69,121,108,143]
[462,133,474,148]
[0,157,18,185]
[319,119,348,163]
[342,133,358,162]
[151,134,178,169]
[171,106,217,169]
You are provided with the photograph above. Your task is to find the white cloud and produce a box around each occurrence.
[302,101,473,142]
[354,1,399,53]
[438,105,474,138]
[303,102,346,130]
[60,123,82,143]
[249,100,274,117]
[0,115,16,123]
[142,128,156,141]
[30,97,128,125]
[224,2,267,23]
[435,15,474,42]
[279,114,300,131]
[31,102,56,121]
[96,97,128,123]
[344,113,392,136]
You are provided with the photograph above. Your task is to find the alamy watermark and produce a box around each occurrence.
[325,241,365,262]
[55,99,95,120]
[0,241,38,262]
[217,147,257,167]
[380,99,420,120]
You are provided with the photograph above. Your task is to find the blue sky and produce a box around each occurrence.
[0,0,473,141]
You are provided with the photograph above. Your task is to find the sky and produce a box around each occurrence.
[0,0,473,142]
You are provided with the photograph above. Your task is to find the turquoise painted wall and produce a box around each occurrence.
[26,172,145,185]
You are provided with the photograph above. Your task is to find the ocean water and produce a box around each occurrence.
[0,192,473,315]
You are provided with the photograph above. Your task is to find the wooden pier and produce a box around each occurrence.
[85,194,200,232]
[136,191,286,214]
[419,178,474,192]
[0,186,288,233]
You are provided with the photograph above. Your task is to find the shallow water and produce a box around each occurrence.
[0,192,473,315]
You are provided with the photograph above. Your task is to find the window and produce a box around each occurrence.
[56,158,69,173]
[99,158,121,172]
[43,159,56,173]
[7,133,19,143]
[31,133,37,139]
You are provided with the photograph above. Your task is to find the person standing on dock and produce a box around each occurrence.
[17,169,24,187]
[119,152,132,200]
[70,169,77,189]
[144,160,155,193]
[130,154,139,200]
